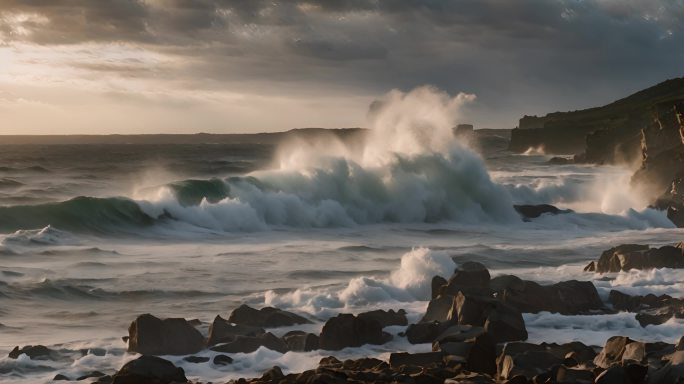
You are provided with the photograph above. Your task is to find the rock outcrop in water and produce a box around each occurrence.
[228,304,311,327]
[37,256,684,383]
[584,242,684,273]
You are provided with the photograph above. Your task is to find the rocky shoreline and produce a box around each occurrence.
[8,242,684,384]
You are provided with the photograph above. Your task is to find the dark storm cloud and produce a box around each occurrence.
[2,0,683,126]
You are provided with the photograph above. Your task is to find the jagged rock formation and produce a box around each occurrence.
[509,77,684,163]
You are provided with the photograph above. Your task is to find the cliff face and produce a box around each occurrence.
[631,101,684,225]
[509,77,684,163]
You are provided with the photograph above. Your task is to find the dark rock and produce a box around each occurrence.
[443,261,491,296]
[357,309,408,327]
[514,204,572,220]
[8,345,53,360]
[76,371,106,380]
[624,362,648,384]
[548,156,574,165]
[319,313,387,350]
[592,243,684,273]
[445,371,496,383]
[499,350,564,380]
[555,365,594,383]
[210,332,288,354]
[490,275,525,293]
[127,314,204,356]
[609,290,684,326]
[434,324,486,344]
[207,315,266,346]
[260,366,285,381]
[228,304,310,328]
[283,331,319,352]
[183,356,210,364]
[111,355,187,384]
[595,365,629,384]
[432,275,448,299]
[676,336,684,351]
[421,294,455,323]
[465,333,497,375]
[406,321,454,344]
[498,279,604,315]
[649,350,684,383]
[451,292,528,343]
[213,354,233,366]
[53,374,70,381]
[389,352,444,368]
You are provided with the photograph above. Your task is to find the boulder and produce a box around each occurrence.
[213,354,233,366]
[8,345,54,360]
[432,275,448,299]
[389,352,444,368]
[207,315,266,346]
[405,321,455,344]
[228,304,310,327]
[498,279,603,314]
[498,350,564,380]
[595,365,629,384]
[555,366,594,383]
[450,292,528,343]
[111,355,187,384]
[443,261,491,296]
[357,309,408,327]
[592,243,684,273]
[183,356,209,364]
[127,314,205,356]
[319,314,388,350]
[464,333,497,375]
[594,336,637,369]
[421,294,455,323]
[648,350,684,384]
[514,204,572,220]
[210,332,288,354]
[608,290,684,326]
[283,331,319,352]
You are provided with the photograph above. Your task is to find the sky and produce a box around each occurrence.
[0,0,683,135]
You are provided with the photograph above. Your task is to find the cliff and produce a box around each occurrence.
[509,77,684,162]
[632,100,684,226]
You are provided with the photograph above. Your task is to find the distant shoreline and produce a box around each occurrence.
[0,127,511,145]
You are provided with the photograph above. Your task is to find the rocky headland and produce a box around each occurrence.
[10,242,684,384]
[509,77,684,227]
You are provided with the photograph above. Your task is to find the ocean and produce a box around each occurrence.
[1,128,683,382]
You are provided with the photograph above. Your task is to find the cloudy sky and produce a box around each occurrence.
[0,0,682,134]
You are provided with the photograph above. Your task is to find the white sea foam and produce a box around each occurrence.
[265,247,455,316]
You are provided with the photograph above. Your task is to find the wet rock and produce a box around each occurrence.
[319,313,388,350]
[548,156,574,165]
[53,374,70,381]
[609,290,684,326]
[464,333,497,375]
[435,324,486,343]
[406,320,456,344]
[213,354,233,366]
[443,261,491,296]
[207,315,266,346]
[228,304,310,327]
[498,349,564,380]
[498,279,604,315]
[357,309,408,327]
[595,364,629,384]
[649,350,684,383]
[8,345,54,360]
[127,314,204,356]
[260,366,285,382]
[445,371,496,383]
[389,352,444,368]
[76,371,107,380]
[555,365,594,383]
[183,356,210,363]
[432,275,448,299]
[283,331,319,352]
[489,275,525,293]
[451,292,528,343]
[421,294,455,323]
[514,204,571,220]
[592,243,684,273]
[210,332,288,354]
[111,355,187,384]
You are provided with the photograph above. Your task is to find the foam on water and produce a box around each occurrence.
[265,247,454,316]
